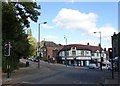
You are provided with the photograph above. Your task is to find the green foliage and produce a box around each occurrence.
[2,2,40,72]
[27,35,37,57]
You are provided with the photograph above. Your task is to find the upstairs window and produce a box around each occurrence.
[81,50,84,56]
[92,53,94,56]
[97,52,99,57]
[72,50,76,56]
[66,51,69,56]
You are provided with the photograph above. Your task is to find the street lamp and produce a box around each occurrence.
[93,31,102,70]
[64,37,67,67]
[38,22,47,69]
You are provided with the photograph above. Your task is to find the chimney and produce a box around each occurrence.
[114,32,116,35]
[87,43,89,45]
[104,48,106,51]
[98,43,101,47]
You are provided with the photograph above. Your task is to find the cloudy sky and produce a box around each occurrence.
[29,2,118,49]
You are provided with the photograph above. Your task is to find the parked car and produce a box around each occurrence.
[34,58,39,62]
[101,63,108,69]
[30,58,34,61]
[27,57,31,60]
[67,64,76,66]
[89,63,98,69]
[102,66,108,69]
[28,57,38,62]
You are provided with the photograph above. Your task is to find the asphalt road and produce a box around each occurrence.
[15,60,116,84]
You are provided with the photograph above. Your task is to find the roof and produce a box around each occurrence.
[40,41,63,47]
[60,44,102,53]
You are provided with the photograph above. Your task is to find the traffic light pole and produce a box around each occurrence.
[108,48,115,79]
[111,48,115,79]
[94,32,102,70]
[111,58,114,79]
[4,42,11,78]
[7,56,10,78]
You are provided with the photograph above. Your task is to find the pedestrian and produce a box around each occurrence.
[53,58,55,64]
[48,55,50,63]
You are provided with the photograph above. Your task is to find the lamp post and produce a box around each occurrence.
[94,31,102,70]
[38,22,47,69]
[64,37,67,67]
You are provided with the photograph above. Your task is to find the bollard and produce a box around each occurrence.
[26,61,29,67]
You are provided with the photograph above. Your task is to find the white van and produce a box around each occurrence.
[89,63,99,69]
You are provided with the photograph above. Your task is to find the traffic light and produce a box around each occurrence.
[108,48,113,59]
[4,44,9,56]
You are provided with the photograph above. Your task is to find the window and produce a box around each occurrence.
[66,51,69,56]
[85,51,89,56]
[61,51,64,56]
[86,51,89,54]
[96,50,99,57]
[81,50,84,56]
[102,53,104,57]
[72,50,76,56]
[72,47,75,49]
[92,53,94,56]
[77,50,81,56]
[97,52,99,57]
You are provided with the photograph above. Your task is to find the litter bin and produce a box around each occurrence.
[26,61,29,67]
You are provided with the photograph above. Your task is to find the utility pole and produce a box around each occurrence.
[64,37,67,67]
[38,23,40,69]
[38,22,47,69]
[99,32,102,70]
[94,32,102,70]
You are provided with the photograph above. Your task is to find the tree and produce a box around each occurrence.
[2,1,40,72]
[27,28,37,57]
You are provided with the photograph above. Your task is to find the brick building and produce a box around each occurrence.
[111,32,119,57]
[111,32,120,72]
[40,41,63,62]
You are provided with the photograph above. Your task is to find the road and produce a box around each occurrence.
[19,61,114,84]
[2,59,118,85]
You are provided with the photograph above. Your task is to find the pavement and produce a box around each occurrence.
[2,60,51,85]
[104,71,119,84]
[1,59,120,85]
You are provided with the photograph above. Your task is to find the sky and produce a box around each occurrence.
[29,2,118,49]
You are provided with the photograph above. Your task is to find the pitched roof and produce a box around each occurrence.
[45,41,59,47]
[60,44,102,52]
[40,41,63,47]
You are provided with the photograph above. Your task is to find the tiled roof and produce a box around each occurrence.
[45,41,58,47]
[38,41,63,47]
[60,44,103,52]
